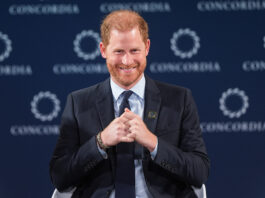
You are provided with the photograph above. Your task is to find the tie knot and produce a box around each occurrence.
[122,90,133,101]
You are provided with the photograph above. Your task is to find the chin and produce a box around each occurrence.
[119,79,135,87]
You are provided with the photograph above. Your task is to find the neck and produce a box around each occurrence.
[112,74,144,90]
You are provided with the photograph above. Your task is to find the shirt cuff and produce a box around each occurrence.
[150,142,158,160]
[97,142,108,159]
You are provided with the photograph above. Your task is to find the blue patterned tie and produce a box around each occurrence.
[115,90,135,198]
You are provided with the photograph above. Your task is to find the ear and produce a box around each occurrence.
[99,42,107,58]
[145,39,150,56]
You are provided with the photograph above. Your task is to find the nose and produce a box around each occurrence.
[122,53,133,66]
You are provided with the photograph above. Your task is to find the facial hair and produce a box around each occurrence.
[106,59,146,88]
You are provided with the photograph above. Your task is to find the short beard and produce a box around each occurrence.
[106,60,146,88]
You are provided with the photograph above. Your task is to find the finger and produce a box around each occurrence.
[124,108,130,112]
[117,124,130,135]
[122,128,131,136]
[117,118,130,130]
[126,132,136,139]
[123,119,131,128]
[122,110,137,120]
[120,136,134,142]
[118,121,133,133]
[118,115,130,123]
[127,118,141,128]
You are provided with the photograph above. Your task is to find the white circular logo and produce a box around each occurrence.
[0,31,12,62]
[219,88,249,119]
[73,30,101,60]
[31,91,61,122]
[170,28,200,59]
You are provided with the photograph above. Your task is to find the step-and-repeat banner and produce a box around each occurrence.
[0,1,264,197]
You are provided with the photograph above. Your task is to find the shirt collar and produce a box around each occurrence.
[110,75,145,101]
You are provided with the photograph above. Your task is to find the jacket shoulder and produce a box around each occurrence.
[153,80,190,95]
[66,80,108,111]
[71,83,100,99]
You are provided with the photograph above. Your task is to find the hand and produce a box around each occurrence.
[123,108,157,152]
[100,114,134,147]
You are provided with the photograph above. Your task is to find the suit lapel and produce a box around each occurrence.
[96,78,115,130]
[144,76,161,135]
[95,78,116,177]
[135,76,161,160]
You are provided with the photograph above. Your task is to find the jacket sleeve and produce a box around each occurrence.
[49,93,104,191]
[153,89,210,188]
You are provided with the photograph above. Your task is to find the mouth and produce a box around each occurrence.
[119,66,137,73]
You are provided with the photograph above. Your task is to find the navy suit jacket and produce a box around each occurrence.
[50,75,210,198]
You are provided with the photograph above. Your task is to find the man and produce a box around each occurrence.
[50,10,210,198]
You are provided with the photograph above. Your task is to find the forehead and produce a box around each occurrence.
[108,27,144,46]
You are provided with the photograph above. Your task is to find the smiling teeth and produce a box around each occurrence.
[120,67,136,70]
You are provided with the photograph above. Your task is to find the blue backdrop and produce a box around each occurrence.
[0,1,265,197]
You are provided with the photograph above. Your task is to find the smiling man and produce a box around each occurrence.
[50,10,210,198]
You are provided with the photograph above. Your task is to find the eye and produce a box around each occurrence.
[114,50,123,54]
[131,49,140,53]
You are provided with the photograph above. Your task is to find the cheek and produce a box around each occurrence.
[138,54,147,61]
[108,56,122,65]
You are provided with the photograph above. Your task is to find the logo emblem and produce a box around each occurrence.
[31,91,61,122]
[170,28,200,59]
[73,30,101,60]
[219,88,249,118]
[0,31,12,62]
[148,111,157,119]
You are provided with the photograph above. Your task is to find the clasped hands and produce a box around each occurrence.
[101,108,157,152]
